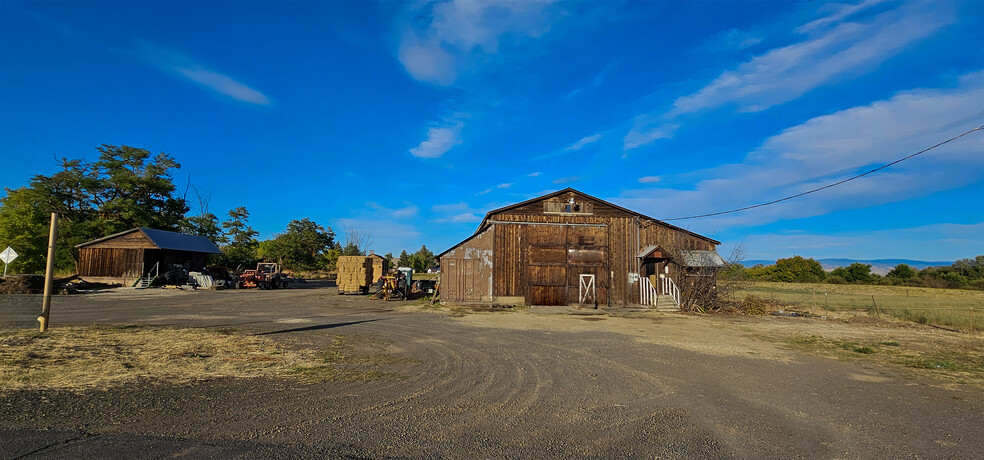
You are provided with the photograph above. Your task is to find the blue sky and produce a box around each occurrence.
[1,0,982,261]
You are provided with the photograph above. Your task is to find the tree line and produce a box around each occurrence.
[724,255,984,290]
[0,145,436,274]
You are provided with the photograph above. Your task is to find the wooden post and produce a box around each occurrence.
[971,307,975,334]
[39,212,59,333]
[871,295,879,317]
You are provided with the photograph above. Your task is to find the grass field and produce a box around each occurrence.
[734,282,984,332]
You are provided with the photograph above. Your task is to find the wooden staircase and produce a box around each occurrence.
[132,262,159,289]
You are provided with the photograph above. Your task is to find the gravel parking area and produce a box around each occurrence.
[2,282,982,458]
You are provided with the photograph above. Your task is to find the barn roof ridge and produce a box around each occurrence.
[76,227,222,254]
[476,188,719,245]
[438,188,720,258]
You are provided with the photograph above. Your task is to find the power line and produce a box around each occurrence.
[662,125,984,221]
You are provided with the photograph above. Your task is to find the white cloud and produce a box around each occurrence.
[670,2,949,116]
[565,133,603,151]
[528,172,542,177]
[796,0,890,34]
[431,202,484,223]
[367,201,419,219]
[410,115,465,158]
[704,27,763,52]
[623,119,677,151]
[497,183,513,189]
[136,41,271,105]
[397,0,558,85]
[553,176,579,185]
[638,176,661,184]
[615,73,984,232]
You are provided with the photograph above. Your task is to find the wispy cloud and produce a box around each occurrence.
[528,172,542,177]
[703,28,763,52]
[397,0,559,85]
[431,202,484,223]
[367,201,419,219]
[670,2,949,116]
[135,41,271,106]
[638,176,661,184]
[553,176,579,185]
[410,113,467,158]
[565,61,618,99]
[565,133,603,151]
[497,182,513,189]
[623,1,951,151]
[616,72,984,231]
[796,0,890,34]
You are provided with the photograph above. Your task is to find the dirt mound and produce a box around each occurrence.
[0,275,45,294]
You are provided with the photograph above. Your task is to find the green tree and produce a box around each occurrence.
[832,263,873,284]
[772,256,826,283]
[265,218,335,270]
[0,145,189,273]
[397,250,411,268]
[180,213,224,243]
[0,187,50,273]
[220,207,259,269]
[886,263,917,280]
[409,245,435,272]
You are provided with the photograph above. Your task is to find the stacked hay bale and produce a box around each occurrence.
[337,256,372,294]
[369,255,388,284]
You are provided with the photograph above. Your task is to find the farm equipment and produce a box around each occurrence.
[237,262,288,289]
[372,269,410,301]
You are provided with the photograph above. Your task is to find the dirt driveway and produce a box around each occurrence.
[2,282,982,458]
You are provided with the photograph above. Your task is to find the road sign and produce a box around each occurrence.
[0,246,16,264]
[0,246,16,276]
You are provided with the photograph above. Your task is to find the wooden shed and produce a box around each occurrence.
[76,228,222,285]
[437,188,722,308]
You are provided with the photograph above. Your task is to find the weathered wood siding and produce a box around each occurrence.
[84,231,156,249]
[77,248,144,281]
[489,191,715,306]
[440,226,494,303]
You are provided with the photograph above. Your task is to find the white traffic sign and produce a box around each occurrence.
[0,246,16,264]
[0,246,16,276]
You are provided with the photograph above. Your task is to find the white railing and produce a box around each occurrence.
[640,276,659,306]
[661,276,681,307]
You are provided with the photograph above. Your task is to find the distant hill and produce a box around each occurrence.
[740,259,953,275]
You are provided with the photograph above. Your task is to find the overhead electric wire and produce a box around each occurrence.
[662,125,984,221]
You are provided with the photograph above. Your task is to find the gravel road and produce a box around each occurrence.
[2,282,982,458]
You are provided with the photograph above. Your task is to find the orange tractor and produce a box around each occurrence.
[237,262,288,289]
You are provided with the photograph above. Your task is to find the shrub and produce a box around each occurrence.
[826,275,847,284]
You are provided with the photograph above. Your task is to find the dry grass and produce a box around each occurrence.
[0,326,412,391]
[737,282,984,332]
[781,333,984,385]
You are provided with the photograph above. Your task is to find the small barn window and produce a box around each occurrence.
[544,200,593,215]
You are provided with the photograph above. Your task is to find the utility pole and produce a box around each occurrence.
[39,212,58,333]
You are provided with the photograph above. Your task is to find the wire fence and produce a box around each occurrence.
[736,282,983,334]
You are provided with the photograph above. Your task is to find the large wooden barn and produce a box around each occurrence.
[76,227,221,285]
[437,188,724,307]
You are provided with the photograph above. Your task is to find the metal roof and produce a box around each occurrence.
[76,227,222,254]
[679,250,727,268]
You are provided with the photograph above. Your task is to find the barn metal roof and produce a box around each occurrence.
[679,250,727,268]
[76,227,222,253]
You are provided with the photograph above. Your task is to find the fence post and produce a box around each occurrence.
[971,307,975,334]
[871,295,879,317]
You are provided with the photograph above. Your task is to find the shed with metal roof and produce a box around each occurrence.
[75,228,221,285]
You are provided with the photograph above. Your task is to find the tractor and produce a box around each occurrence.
[237,262,288,289]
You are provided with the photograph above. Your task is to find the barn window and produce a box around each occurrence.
[544,200,593,215]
